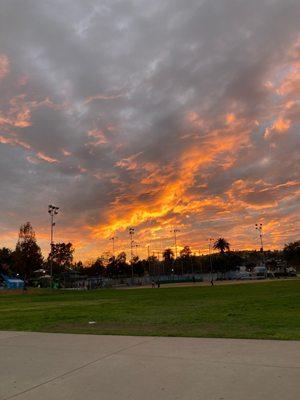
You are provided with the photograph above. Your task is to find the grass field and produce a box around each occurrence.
[0,280,299,340]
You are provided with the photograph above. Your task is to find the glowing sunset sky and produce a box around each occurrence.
[0,0,299,261]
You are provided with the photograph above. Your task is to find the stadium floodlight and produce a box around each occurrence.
[255,223,265,264]
[48,205,60,288]
[129,227,135,280]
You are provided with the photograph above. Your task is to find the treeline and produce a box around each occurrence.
[0,222,299,283]
[0,222,75,280]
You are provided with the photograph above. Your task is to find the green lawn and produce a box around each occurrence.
[0,280,299,340]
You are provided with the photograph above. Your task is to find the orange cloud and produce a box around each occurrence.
[264,117,292,138]
[84,92,124,105]
[90,120,252,240]
[116,152,143,171]
[185,111,205,128]
[272,117,291,132]
[0,135,31,150]
[62,149,71,156]
[36,152,59,163]
[86,129,108,146]
[0,54,10,80]
[226,113,236,124]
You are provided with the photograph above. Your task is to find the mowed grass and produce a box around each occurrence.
[0,280,299,340]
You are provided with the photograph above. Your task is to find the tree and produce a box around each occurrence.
[49,242,74,273]
[86,258,105,276]
[213,238,230,254]
[0,247,14,274]
[212,252,243,274]
[180,245,192,258]
[14,222,43,278]
[162,248,174,274]
[115,251,126,264]
[163,248,174,263]
[107,252,127,277]
[73,261,84,273]
[283,241,300,267]
[133,259,146,276]
[147,255,159,276]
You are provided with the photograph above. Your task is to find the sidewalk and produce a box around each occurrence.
[0,331,299,399]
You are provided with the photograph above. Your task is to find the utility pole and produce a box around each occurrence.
[255,223,265,265]
[48,205,59,288]
[129,227,135,280]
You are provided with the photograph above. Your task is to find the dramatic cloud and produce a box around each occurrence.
[0,0,299,260]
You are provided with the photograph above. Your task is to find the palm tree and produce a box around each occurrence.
[163,248,174,263]
[213,238,230,254]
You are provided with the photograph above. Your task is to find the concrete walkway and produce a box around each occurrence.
[0,331,299,400]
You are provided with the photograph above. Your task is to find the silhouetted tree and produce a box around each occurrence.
[48,242,74,274]
[107,252,127,277]
[147,255,159,276]
[116,251,126,265]
[163,248,174,263]
[180,245,192,258]
[14,222,43,278]
[86,258,105,276]
[212,252,244,274]
[162,248,174,274]
[213,238,230,254]
[0,247,14,274]
[133,259,146,276]
[283,241,300,267]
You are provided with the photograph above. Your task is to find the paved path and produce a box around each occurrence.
[0,331,299,400]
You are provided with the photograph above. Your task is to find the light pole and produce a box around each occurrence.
[129,227,135,280]
[134,243,140,258]
[48,204,59,288]
[109,236,118,276]
[170,228,180,259]
[209,238,214,284]
[110,236,118,257]
[255,223,265,265]
[171,228,182,274]
[147,244,151,275]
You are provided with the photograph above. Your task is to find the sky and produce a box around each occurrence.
[0,0,299,261]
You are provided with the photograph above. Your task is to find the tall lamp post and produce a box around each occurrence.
[48,205,59,288]
[109,236,118,276]
[170,228,180,259]
[209,238,214,284]
[129,227,135,281]
[110,236,118,257]
[134,243,140,258]
[255,223,265,265]
[171,228,181,274]
[147,244,151,275]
